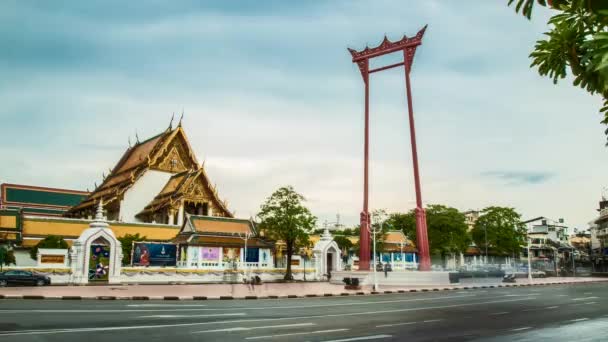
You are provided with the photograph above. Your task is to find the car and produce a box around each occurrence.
[0,270,51,287]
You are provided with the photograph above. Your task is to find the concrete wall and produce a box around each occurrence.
[13,250,37,267]
[120,170,173,223]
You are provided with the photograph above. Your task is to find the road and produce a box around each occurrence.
[0,282,606,341]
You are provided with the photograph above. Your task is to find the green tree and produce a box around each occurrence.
[117,233,147,266]
[257,186,316,280]
[385,205,471,265]
[30,235,68,260]
[0,245,16,271]
[333,235,354,257]
[508,0,608,141]
[471,206,527,256]
[341,228,354,236]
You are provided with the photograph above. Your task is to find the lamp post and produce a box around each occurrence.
[484,225,488,266]
[399,241,405,270]
[571,247,576,277]
[527,235,532,282]
[238,232,252,275]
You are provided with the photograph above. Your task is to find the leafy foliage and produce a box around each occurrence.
[471,207,527,256]
[30,235,68,260]
[333,235,354,256]
[385,205,471,258]
[117,233,147,265]
[508,0,608,142]
[0,246,16,271]
[257,186,316,280]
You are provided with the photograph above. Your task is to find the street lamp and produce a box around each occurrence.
[484,225,488,265]
[527,235,533,282]
[371,214,381,291]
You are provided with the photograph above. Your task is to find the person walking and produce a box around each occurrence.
[384,263,388,278]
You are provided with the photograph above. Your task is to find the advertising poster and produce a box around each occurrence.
[132,243,177,267]
[201,247,220,261]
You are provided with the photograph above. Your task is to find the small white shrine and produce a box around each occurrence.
[70,200,122,284]
[313,226,342,280]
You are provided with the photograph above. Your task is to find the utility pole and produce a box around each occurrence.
[527,235,532,282]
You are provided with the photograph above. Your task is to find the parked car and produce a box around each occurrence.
[0,270,51,287]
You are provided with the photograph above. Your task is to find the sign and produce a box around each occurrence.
[201,247,220,261]
[222,247,240,262]
[290,259,300,266]
[132,243,177,267]
[40,255,65,264]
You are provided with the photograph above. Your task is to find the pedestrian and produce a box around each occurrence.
[327,270,332,282]
[384,264,388,278]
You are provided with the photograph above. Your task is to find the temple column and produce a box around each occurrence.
[177,201,184,226]
[168,210,175,225]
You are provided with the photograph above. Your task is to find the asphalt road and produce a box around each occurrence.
[0,282,606,342]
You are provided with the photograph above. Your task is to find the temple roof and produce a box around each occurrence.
[180,215,255,236]
[137,168,232,218]
[67,125,230,217]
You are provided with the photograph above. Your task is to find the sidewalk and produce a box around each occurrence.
[1,277,606,300]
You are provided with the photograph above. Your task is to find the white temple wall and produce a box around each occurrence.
[120,170,173,223]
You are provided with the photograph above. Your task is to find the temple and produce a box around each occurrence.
[0,123,272,269]
[66,123,231,224]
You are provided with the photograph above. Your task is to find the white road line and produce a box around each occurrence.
[572,297,598,301]
[585,302,597,305]
[510,327,532,331]
[127,304,207,307]
[376,319,442,328]
[545,306,559,309]
[490,312,509,315]
[376,322,417,328]
[245,328,348,340]
[139,313,245,318]
[569,318,589,322]
[583,292,592,295]
[0,294,476,314]
[321,335,392,342]
[0,297,536,337]
[192,322,314,334]
[557,295,568,297]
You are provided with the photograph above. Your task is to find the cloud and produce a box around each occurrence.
[481,171,554,185]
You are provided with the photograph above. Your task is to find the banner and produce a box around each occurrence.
[201,247,220,261]
[132,243,177,267]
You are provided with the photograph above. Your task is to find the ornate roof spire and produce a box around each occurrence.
[90,199,110,229]
[178,109,184,127]
[169,112,175,130]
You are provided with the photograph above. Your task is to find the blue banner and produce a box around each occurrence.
[132,243,177,267]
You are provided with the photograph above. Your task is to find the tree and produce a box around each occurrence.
[0,245,16,271]
[30,235,68,260]
[257,186,316,280]
[471,207,527,256]
[508,0,608,142]
[386,205,471,260]
[333,235,354,258]
[117,233,147,266]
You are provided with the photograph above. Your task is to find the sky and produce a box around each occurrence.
[1,0,606,230]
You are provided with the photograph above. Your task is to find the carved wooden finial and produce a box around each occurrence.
[128,136,131,148]
[178,109,184,127]
[135,130,140,144]
[169,112,175,130]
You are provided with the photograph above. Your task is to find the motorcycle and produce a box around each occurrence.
[502,274,517,283]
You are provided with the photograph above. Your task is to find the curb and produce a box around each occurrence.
[1,280,605,301]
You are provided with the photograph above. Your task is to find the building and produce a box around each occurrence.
[523,216,573,275]
[463,210,480,231]
[591,198,608,272]
[0,123,275,268]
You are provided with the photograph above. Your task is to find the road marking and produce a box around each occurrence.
[0,297,536,337]
[321,335,392,342]
[545,306,559,309]
[128,304,207,307]
[584,292,592,295]
[245,328,349,340]
[585,302,597,305]
[376,319,442,328]
[572,297,598,301]
[557,295,568,297]
[510,327,532,331]
[0,294,476,314]
[192,323,314,334]
[569,318,589,322]
[139,313,246,318]
[490,312,509,316]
